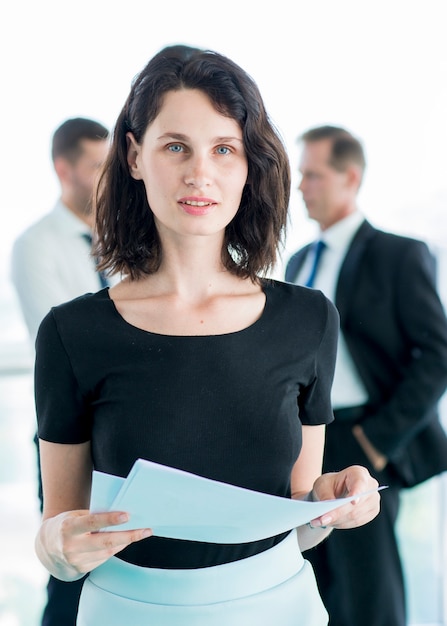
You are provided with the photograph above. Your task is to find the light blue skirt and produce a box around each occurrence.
[77,532,328,625]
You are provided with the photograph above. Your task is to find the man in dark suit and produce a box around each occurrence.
[285,125,447,626]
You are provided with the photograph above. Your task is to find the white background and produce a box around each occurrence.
[1,2,447,623]
[1,0,447,268]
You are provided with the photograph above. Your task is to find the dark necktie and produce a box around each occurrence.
[304,240,326,288]
[82,233,109,289]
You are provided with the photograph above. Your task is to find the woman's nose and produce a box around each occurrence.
[183,154,212,188]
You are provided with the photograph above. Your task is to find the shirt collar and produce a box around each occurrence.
[54,199,92,237]
[320,211,364,253]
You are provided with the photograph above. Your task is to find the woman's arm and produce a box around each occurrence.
[291,425,333,551]
[35,440,152,581]
[292,425,380,552]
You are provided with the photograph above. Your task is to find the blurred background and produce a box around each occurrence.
[1,0,446,623]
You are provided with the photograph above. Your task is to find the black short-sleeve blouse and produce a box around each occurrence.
[35,279,338,569]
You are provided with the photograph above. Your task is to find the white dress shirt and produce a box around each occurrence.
[11,200,119,342]
[295,211,369,409]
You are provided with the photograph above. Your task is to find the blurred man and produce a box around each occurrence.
[12,117,111,340]
[285,125,447,626]
[11,117,111,626]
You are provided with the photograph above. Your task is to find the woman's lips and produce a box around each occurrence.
[178,197,217,216]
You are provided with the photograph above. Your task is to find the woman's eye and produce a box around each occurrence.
[216,146,231,155]
[168,144,183,153]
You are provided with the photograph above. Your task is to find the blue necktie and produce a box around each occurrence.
[82,233,109,289]
[305,240,326,288]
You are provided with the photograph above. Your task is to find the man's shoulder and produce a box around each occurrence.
[362,223,429,254]
[12,205,86,258]
[13,208,63,245]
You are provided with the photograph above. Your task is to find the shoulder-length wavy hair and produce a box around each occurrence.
[95,44,290,281]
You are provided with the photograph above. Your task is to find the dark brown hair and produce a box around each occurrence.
[95,45,290,281]
[51,117,109,163]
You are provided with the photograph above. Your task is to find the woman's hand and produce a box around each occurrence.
[297,465,381,552]
[309,465,380,530]
[36,509,152,582]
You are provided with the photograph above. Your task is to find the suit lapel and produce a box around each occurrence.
[335,220,375,323]
[285,244,312,283]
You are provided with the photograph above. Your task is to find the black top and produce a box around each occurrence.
[35,279,338,568]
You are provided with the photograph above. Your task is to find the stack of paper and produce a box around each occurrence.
[90,458,382,543]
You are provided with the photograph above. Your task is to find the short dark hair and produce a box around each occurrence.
[95,44,290,281]
[51,117,109,163]
[300,125,366,177]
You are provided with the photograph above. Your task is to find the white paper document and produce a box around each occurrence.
[90,458,384,543]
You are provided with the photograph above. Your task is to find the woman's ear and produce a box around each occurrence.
[126,132,142,180]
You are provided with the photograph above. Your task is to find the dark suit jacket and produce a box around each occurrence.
[285,219,447,487]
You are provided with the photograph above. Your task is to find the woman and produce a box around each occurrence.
[34,45,380,625]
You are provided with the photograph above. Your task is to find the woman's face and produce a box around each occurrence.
[127,89,248,242]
